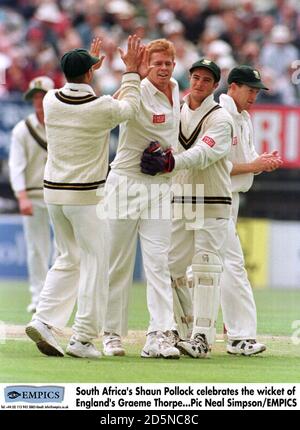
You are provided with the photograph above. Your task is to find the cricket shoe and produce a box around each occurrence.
[141,331,180,359]
[25,319,64,357]
[165,330,181,346]
[103,333,125,356]
[177,333,209,358]
[66,336,101,358]
[227,339,266,356]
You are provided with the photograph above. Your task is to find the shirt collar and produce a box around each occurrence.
[219,93,250,120]
[63,82,96,96]
[183,93,216,113]
[143,77,176,96]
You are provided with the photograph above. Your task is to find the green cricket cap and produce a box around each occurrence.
[60,48,99,78]
[189,58,221,82]
[228,65,269,90]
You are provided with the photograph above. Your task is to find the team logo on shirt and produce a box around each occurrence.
[202,135,215,147]
[153,114,166,123]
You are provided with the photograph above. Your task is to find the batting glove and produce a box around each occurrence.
[144,141,164,155]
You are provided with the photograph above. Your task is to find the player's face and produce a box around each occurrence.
[233,84,260,112]
[189,69,218,107]
[147,51,175,88]
[32,91,45,116]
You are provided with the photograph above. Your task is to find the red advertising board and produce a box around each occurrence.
[251,105,300,168]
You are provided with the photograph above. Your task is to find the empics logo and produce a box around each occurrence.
[5,386,64,403]
[7,391,21,400]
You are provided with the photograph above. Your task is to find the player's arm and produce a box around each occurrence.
[231,117,283,175]
[9,125,33,216]
[112,49,151,100]
[16,190,33,216]
[231,151,283,176]
[173,120,232,171]
[141,120,233,176]
[104,34,145,128]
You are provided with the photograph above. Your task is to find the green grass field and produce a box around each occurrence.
[0,281,300,383]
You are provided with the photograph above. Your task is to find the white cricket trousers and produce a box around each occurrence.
[220,192,257,340]
[34,203,109,342]
[169,217,229,341]
[169,217,229,279]
[22,201,52,307]
[103,171,176,337]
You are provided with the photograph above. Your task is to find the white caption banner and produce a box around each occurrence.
[0,383,299,411]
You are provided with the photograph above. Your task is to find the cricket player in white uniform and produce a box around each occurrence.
[103,39,181,359]
[25,35,143,358]
[219,65,282,355]
[141,59,234,358]
[9,76,55,314]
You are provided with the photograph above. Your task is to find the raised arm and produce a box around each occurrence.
[107,35,143,127]
[118,34,143,74]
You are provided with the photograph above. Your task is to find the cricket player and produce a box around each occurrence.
[219,65,282,355]
[103,39,181,359]
[9,76,55,314]
[141,58,235,358]
[25,35,143,358]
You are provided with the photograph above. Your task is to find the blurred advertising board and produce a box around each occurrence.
[251,105,300,168]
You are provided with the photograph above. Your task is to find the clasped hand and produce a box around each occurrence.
[141,141,175,176]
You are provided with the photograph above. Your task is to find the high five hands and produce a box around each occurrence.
[118,34,153,78]
[89,35,153,78]
[89,37,105,71]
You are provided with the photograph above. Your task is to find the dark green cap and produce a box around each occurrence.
[228,65,269,90]
[60,48,99,78]
[189,58,221,82]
